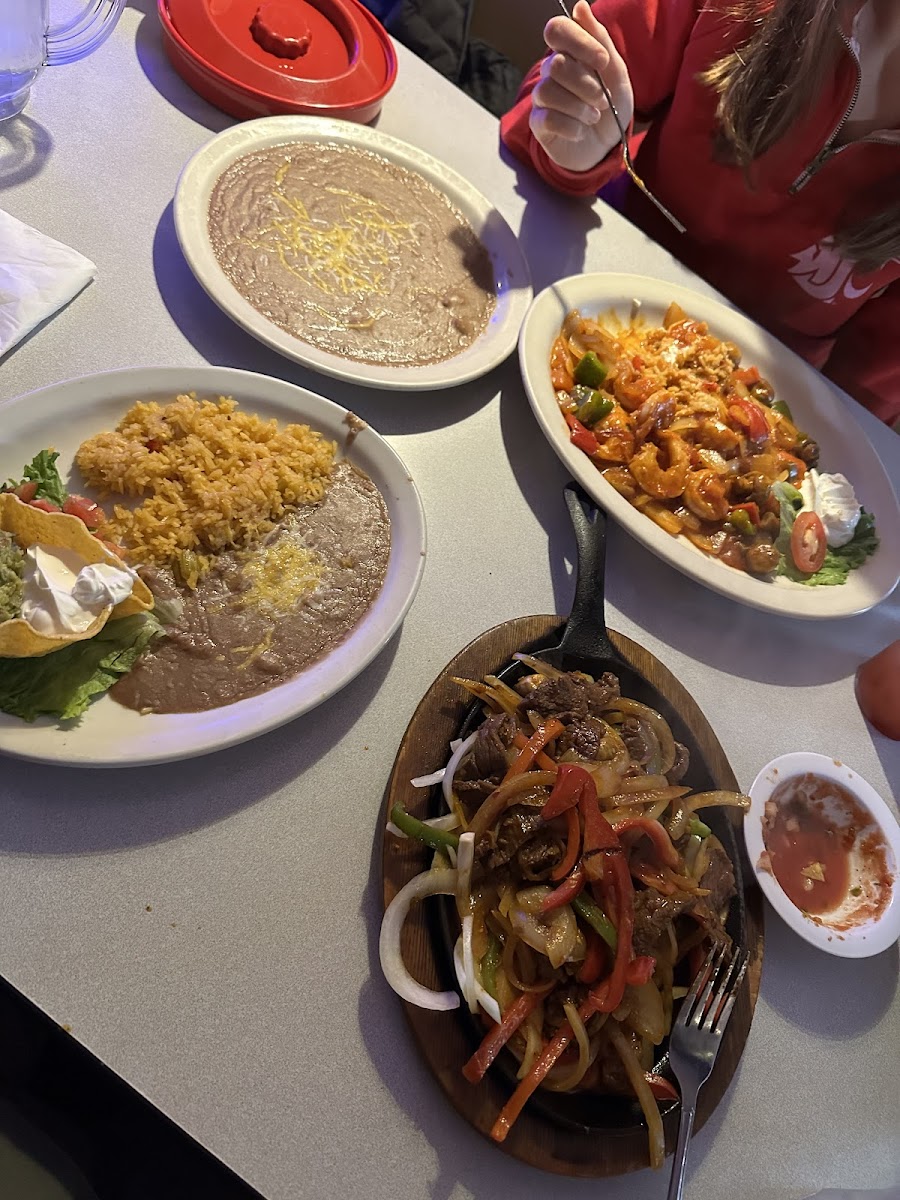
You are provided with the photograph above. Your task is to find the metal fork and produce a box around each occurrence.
[554,0,686,233]
[666,943,750,1200]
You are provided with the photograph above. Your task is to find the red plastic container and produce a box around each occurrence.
[158,0,397,124]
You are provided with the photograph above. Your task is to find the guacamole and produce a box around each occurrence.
[0,531,24,623]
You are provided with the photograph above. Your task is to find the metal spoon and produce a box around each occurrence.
[555,0,686,234]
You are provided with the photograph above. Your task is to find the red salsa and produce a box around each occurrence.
[760,772,884,917]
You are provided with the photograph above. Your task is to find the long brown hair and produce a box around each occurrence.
[702,0,900,273]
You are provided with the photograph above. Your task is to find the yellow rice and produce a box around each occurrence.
[75,394,336,565]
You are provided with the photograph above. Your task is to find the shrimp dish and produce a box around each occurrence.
[380,660,751,1166]
[549,304,878,586]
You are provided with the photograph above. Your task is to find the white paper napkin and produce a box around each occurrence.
[0,208,96,359]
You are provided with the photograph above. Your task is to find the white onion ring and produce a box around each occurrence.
[380,869,460,1011]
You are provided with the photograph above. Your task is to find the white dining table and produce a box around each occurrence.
[0,5,898,1199]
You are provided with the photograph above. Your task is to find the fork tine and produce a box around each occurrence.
[676,943,717,1026]
[710,951,750,1036]
[686,942,729,1027]
[700,949,741,1032]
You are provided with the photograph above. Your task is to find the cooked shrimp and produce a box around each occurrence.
[593,405,635,464]
[683,469,731,521]
[614,359,661,411]
[628,431,691,499]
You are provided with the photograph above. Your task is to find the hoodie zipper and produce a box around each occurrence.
[790,32,861,193]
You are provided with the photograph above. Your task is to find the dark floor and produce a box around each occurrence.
[0,976,262,1199]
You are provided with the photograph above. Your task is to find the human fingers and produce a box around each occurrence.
[540,49,609,111]
[570,0,632,98]
[543,13,612,77]
[532,74,604,126]
[529,105,602,145]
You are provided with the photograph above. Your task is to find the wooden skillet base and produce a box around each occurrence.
[381,616,764,1178]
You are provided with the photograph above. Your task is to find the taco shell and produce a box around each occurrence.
[0,493,153,658]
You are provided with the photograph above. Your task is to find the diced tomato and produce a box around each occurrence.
[701,381,718,394]
[734,366,761,386]
[100,539,128,559]
[28,498,59,513]
[777,450,807,483]
[632,355,645,370]
[728,399,768,442]
[63,494,105,529]
[14,482,37,502]
[791,511,827,574]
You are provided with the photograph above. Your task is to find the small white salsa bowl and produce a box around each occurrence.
[745,752,900,958]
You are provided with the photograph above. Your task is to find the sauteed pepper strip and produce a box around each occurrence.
[503,719,565,782]
[463,986,551,1084]
[613,817,680,869]
[579,778,636,1015]
[540,862,585,914]
[540,761,585,821]
[550,806,581,881]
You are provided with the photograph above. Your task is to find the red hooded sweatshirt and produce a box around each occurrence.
[500,0,900,426]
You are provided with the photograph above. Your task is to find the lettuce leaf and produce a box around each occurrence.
[0,611,162,723]
[776,509,879,587]
[19,450,68,507]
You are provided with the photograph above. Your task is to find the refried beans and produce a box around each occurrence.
[111,461,390,713]
[207,142,496,366]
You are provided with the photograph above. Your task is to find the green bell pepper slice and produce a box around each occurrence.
[573,351,609,389]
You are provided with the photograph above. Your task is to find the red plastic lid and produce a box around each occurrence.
[159,0,397,124]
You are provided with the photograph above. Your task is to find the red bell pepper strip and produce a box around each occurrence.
[462,987,549,1085]
[541,762,590,822]
[624,955,656,986]
[577,928,606,984]
[550,806,581,881]
[613,817,681,869]
[734,365,760,386]
[490,997,596,1142]
[564,412,600,456]
[728,398,768,442]
[511,732,557,773]
[580,791,635,1014]
[540,862,585,914]
[646,1073,680,1102]
[502,719,564,782]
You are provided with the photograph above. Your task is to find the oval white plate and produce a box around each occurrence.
[0,367,426,767]
[519,273,900,619]
[175,116,533,391]
[745,752,900,958]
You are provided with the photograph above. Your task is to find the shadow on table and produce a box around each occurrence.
[761,911,898,1037]
[152,201,500,434]
[500,145,604,294]
[0,115,52,191]
[356,829,741,1200]
[497,373,576,614]
[131,0,235,135]
[0,632,400,857]
[596,531,871,688]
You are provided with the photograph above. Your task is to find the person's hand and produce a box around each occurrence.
[529,0,634,175]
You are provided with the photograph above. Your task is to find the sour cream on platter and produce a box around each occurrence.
[799,469,861,548]
[21,544,135,637]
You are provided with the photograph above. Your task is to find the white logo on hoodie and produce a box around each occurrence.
[789,240,872,303]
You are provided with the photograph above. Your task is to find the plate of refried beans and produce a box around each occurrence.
[175,116,533,390]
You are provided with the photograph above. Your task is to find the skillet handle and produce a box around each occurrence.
[557,484,621,664]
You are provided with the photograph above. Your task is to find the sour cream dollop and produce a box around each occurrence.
[21,545,135,637]
[799,469,861,549]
